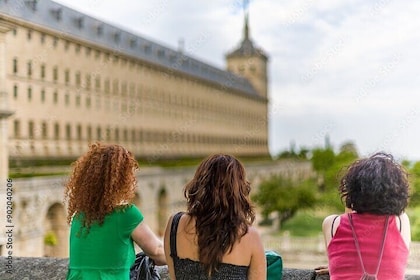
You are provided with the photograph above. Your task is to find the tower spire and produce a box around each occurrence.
[243,0,250,40]
[244,12,249,40]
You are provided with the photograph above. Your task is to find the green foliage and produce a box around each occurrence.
[277,149,309,160]
[310,144,358,211]
[311,148,335,174]
[44,231,57,246]
[407,207,420,241]
[252,175,317,228]
[269,141,420,241]
[254,141,359,230]
[408,161,420,207]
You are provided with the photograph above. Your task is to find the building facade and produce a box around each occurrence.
[0,0,269,163]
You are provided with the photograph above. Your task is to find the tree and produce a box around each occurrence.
[252,175,317,229]
[260,140,359,229]
[311,142,358,210]
[408,161,420,207]
[311,148,335,191]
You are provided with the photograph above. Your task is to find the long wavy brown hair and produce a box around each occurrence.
[64,142,138,232]
[184,154,255,276]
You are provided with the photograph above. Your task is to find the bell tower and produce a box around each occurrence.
[226,12,268,98]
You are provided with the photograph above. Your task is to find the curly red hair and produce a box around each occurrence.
[64,142,138,231]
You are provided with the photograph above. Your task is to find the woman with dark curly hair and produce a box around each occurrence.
[65,142,166,280]
[164,154,266,279]
[321,152,410,280]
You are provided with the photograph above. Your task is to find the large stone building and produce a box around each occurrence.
[0,0,269,164]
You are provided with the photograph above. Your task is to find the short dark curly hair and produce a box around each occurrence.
[339,152,409,215]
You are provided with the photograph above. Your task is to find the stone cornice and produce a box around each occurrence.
[0,19,14,33]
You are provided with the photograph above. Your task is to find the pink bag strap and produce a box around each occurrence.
[348,213,389,278]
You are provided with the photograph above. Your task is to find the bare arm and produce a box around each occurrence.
[322,214,340,248]
[247,227,267,280]
[316,214,341,275]
[399,213,411,248]
[164,215,176,280]
[131,221,166,265]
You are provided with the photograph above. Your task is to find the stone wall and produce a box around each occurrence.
[0,257,419,280]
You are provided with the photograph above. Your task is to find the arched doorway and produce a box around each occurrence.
[44,203,68,257]
[157,188,168,236]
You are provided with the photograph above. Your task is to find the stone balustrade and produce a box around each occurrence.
[0,257,419,280]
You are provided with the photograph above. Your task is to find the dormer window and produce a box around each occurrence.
[130,38,137,48]
[157,49,165,58]
[143,44,151,54]
[97,25,103,36]
[50,8,62,21]
[25,0,38,12]
[113,32,120,43]
[75,17,84,29]
[169,53,176,63]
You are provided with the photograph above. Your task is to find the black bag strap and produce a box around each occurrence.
[170,212,184,257]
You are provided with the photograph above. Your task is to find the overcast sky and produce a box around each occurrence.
[53,0,420,161]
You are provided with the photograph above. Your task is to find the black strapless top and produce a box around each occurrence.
[170,212,249,280]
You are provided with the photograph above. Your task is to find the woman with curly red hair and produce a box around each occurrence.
[65,142,165,279]
[164,154,266,279]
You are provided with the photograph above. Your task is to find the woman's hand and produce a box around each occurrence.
[314,265,329,275]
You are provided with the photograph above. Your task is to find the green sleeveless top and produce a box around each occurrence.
[67,204,143,280]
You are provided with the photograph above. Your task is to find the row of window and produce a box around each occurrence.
[11,57,242,99]
[11,84,262,123]
[12,58,113,91]
[12,120,266,146]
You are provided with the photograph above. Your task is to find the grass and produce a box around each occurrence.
[279,210,325,237]
[9,172,69,178]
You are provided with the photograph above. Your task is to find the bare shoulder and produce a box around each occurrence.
[322,214,341,238]
[322,214,340,230]
[398,212,411,247]
[247,226,262,239]
[242,226,263,246]
[399,212,410,223]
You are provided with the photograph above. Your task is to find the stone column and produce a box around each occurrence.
[0,21,14,182]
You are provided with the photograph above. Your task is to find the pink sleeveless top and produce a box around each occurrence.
[327,213,409,280]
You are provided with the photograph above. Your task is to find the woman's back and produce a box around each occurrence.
[67,205,143,279]
[166,212,264,280]
[328,213,409,280]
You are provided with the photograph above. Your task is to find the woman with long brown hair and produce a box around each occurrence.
[164,154,266,279]
[65,142,165,279]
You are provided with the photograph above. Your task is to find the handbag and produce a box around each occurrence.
[266,250,283,280]
[130,252,161,280]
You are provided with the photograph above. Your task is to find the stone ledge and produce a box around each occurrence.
[0,257,419,279]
